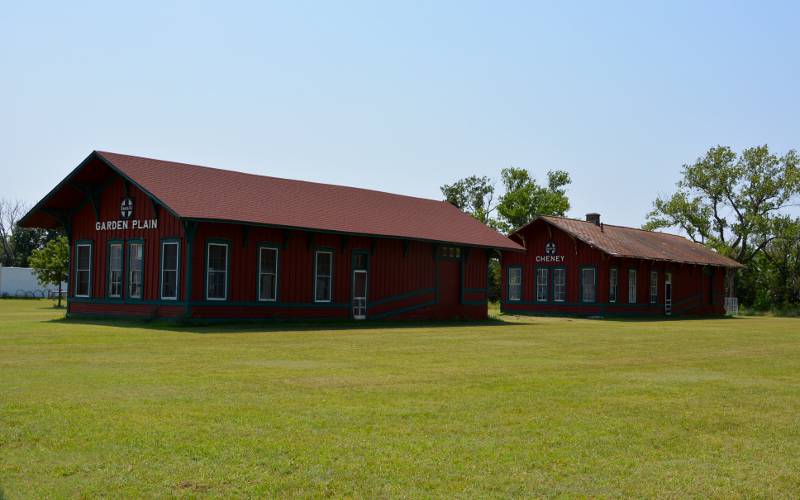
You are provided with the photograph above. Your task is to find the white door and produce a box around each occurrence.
[352,270,367,319]
[664,272,672,315]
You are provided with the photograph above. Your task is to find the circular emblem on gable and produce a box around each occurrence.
[120,197,134,220]
[545,241,556,255]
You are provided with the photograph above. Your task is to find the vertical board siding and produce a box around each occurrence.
[68,176,186,318]
[501,219,729,317]
[66,171,490,321]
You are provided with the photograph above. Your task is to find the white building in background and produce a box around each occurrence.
[0,267,66,298]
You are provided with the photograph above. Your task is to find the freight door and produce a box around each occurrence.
[437,259,460,306]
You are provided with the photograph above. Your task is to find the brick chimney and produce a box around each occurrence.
[586,213,601,226]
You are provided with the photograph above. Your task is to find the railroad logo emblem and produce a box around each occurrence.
[545,241,556,255]
[120,197,134,220]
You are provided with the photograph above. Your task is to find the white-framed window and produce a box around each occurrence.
[314,251,333,302]
[650,270,658,304]
[160,241,179,300]
[508,267,522,301]
[609,268,618,303]
[536,268,549,302]
[628,269,637,304]
[206,243,229,300]
[75,243,92,297]
[553,268,566,302]
[581,268,596,303]
[128,242,144,299]
[258,246,278,301]
[108,243,123,298]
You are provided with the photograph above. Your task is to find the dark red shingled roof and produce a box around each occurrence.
[514,215,742,268]
[23,151,522,251]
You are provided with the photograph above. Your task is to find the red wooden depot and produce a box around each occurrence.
[20,151,522,321]
[501,214,742,317]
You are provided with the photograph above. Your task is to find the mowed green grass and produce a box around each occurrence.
[2,301,800,497]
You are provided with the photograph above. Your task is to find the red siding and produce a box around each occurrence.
[501,219,727,317]
[66,171,489,321]
[68,177,186,318]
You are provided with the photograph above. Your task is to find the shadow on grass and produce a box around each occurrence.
[48,315,518,335]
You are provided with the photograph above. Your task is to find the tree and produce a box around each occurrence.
[494,168,571,233]
[441,167,572,301]
[0,199,26,266]
[644,145,800,264]
[441,175,496,225]
[29,236,69,307]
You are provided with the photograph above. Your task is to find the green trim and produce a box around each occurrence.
[506,265,522,302]
[73,240,93,298]
[579,265,598,304]
[370,300,437,319]
[67,296,349,308]
[257,243,281,302]
[160,238,181,301]
[313,248,334,303]
[369,288,435,306]
[126,239,145,301]
[105,239,125,301]
[205,239,232,301]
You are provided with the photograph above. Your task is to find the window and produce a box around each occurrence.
[553,268,566,302]
[581,268,596,303]
[314,251,333,302]
[108,243,123,298]
[628,269,637,304]
[258,247,278,301]
[75,243,92,297]
[161,241,179,300]
[609,268,618,303]
[206,243,228,300]
[438,246,461,259]
[508,267,522,301]
[536,268,549,302]
[128,242,144,299]
[650,270,658,304]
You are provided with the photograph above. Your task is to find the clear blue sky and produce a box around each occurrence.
[3,1,798,229]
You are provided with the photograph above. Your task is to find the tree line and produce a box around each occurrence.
[442,145,800,312]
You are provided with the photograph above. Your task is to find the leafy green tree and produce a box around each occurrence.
[441,175,496,225]
[29,236,69,307]
[441,167,572,300]
[644,145,800,264]
[12,228,61,267]
[494,168,571,233]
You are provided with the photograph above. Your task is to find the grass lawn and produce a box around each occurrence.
[2,300,800,497]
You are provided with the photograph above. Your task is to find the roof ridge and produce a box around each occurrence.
[540,214,688,239]
[96,150,450,206]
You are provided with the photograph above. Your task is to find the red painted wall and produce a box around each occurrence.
[501,219,727,317]
[68,176,187,318]
[66,173,489,321]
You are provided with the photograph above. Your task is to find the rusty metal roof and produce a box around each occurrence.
[21,151,523,251]
[515,215,743,268]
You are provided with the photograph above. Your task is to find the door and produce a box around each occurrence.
[352,270,367,319]
[664,272,672,315]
